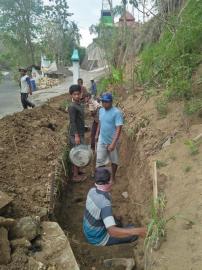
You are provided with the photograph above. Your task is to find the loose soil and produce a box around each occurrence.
[0,99,67,219]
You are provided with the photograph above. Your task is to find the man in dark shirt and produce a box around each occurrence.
[78,78,88,103]
[68,84,86,182]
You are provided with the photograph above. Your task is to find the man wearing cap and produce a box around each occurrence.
[19,68,35,109]
[83,167,146,246]
[95,92,123,182]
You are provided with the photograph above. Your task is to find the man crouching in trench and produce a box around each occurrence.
[83,167,146,246]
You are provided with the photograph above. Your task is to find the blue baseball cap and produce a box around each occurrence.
[101,93,113,102]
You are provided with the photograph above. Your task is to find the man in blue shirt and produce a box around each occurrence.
[95,93,123,182]
[83,167,146,246]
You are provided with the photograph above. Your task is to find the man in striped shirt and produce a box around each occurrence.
[83,167,146,246]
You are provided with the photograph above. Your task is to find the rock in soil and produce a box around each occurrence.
[0,191,13,210]
[34,221,79,270]
[10,216,41,241]
[0,216,16,228]
[10,247,29,269]
[0,227,11,265]
[28,257,46,270]
[122,191,129,199]
[104,258,135,270]
[10,238,31,250]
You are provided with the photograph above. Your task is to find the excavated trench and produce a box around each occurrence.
[54,129,153,270]
[0,94,173,269]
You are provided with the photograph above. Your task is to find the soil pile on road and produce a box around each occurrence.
[0,103,67,218]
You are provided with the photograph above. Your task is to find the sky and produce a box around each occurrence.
[67,0,119,47]
[44,0,148,48]
[67,0,143,47]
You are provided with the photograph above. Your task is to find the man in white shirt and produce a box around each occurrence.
[19,68,35,109]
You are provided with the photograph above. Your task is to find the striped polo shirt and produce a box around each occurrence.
[83,187,116,246]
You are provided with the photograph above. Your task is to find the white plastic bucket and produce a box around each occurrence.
[69,144,93,167]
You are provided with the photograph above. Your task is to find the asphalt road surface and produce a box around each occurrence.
[0,68,105,119]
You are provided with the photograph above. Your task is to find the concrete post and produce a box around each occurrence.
[71,49,80,84]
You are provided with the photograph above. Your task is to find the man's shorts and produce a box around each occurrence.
[96,143,119,167]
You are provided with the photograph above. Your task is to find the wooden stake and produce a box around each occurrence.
[13,135,23,173]
[193,133,202,142]
[153,161,158,201]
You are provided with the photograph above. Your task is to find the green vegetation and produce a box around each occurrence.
[145,194,196,252]
[184,165,192,173]
[184,98,202,115]
[144,88,158,99]
[97,67,123,95]
[137,1,202,111]
[156,160,168,169]
[60,100,70,112]
[145,195,166,250]
[126,126,136,140]
[155,97,168,116]
[62,145,71,178]
[184,139,199,155]
[0,0,84,70]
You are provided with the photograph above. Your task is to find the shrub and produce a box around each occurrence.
[184,139,199,155]
[184,98,202,115]
[137,1,202,102]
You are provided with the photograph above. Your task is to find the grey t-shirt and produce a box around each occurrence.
[83,187,116,246]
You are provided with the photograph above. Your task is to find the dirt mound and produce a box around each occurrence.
[0,103,67,218]
[119,91,202,270]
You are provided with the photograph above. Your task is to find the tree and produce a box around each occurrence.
[0,0,43,64]
[43,0,81,65]
[0,0,83,69]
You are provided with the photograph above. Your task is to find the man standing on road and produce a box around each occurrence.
[19,68,35,110]
[95,93,123,182]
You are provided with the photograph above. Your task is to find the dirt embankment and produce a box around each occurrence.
[0,99,67,218]
[118,90,202,270]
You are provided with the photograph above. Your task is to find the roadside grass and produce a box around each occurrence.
[156,160,168,169]
[144,195,196,269]
[184,139,199,155]
[184,165,192,173]
[136,1,202,114]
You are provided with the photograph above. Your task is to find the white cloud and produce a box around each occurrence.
[43,0,151,47]
[80,28,96,48]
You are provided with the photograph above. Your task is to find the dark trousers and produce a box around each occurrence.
[21,93,35,109]
[91,120,98,150]
[106,224,138,246]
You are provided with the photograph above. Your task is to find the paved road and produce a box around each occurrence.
[0,80,22,118]
[0,68,105,119]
